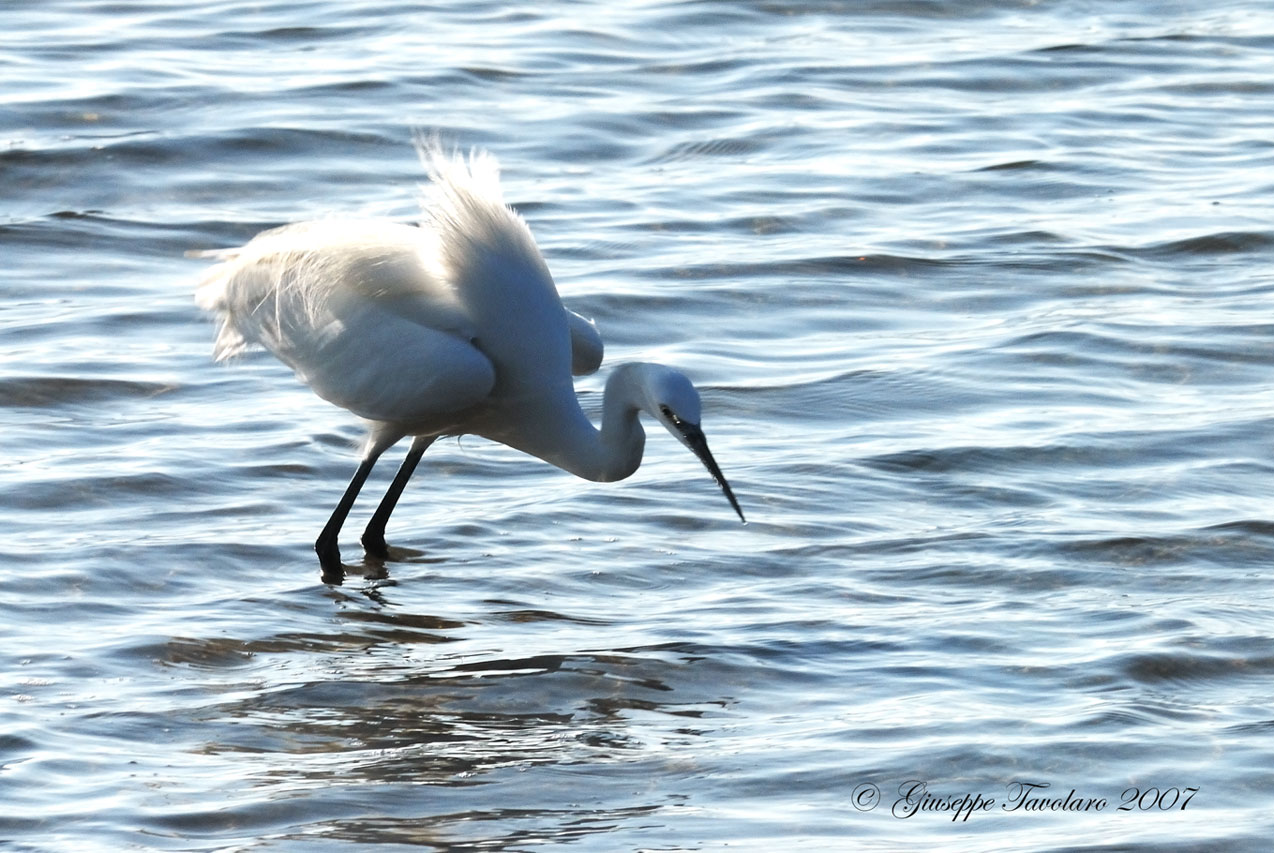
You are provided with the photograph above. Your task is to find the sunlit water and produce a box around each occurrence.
[4,1,1274,850]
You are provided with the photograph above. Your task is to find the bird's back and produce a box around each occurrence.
[195,149,580,433]
[196,219,496,425]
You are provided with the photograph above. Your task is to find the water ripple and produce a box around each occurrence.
[5,0,1274,850]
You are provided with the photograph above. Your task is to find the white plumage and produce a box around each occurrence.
[196,143,743,581]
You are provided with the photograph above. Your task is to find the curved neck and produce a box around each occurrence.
[486,363,649,483]
[593,363,648,482]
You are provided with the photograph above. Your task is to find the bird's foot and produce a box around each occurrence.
[360,530,390,560]
[315,538,345,585]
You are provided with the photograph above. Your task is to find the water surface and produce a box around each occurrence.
[3,1,1274,850]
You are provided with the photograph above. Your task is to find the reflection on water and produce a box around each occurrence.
[156,615,740,848]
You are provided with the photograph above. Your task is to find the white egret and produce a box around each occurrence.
[195,143,744,580]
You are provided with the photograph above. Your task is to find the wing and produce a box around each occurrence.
[567,309,603,376]
[298,299,495,424]
[196,219,495,424]
[196,219,468,356]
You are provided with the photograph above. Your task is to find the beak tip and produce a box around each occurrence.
[720,482,746,525]
[679,422,746,527]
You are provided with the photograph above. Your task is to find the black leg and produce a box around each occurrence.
[362,435,435,558]
[315,454,380,582]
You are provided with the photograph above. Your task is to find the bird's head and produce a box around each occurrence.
[641,366,746,523]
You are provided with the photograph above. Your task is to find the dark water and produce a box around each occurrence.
[4,1,1274,850]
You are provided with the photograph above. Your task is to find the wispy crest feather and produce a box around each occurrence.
[413,135,552,292]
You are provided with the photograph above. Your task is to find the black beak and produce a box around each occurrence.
[676,421,746,523]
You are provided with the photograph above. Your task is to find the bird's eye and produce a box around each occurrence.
[659,405,683,426]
